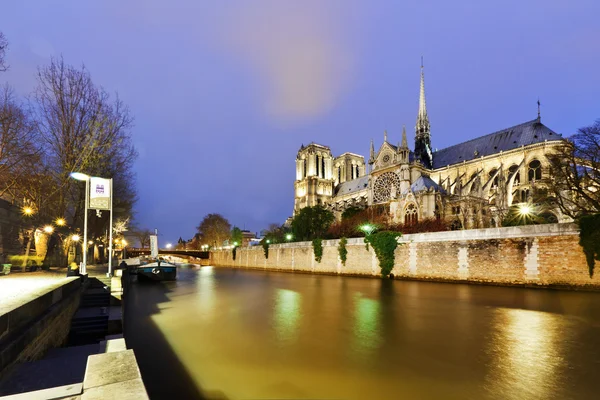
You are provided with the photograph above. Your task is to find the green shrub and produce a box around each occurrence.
[579,214,600,277]
[338,237,348,266]
[261,240,269,259]
[364,231,402,277]
[312,238,323,263]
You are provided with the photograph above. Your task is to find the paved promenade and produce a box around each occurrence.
[0,270,72,317]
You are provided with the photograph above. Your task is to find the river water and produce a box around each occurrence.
[124,266,600,400]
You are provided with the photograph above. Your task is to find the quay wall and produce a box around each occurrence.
[0,277,81,377]
[210,223,600,289]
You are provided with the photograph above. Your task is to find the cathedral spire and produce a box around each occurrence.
[369,139,375,163]
[414,58,433,169]
[401,125,408,148]
[384,130,388,142]
[417,57,429,126]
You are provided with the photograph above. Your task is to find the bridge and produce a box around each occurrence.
[125,248,210,259]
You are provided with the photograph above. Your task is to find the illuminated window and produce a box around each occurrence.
[404,203,418,225]
[528,159,542,181]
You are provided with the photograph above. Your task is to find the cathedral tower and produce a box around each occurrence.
[294,143,334,213]
[414,61,433,169]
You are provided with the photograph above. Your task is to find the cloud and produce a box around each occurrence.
[219,1,354,123]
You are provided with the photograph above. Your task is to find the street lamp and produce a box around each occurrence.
[166,243,172,249]
[72,234,80,242]
[55,218,66,226]
[70,172,90,275]
[359,224,375,236]
[43,225,54,234]
[285,234,293,241]
[22,206,34,216]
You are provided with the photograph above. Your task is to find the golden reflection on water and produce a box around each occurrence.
[274,289,302,344]
[352,293,382,356]
[196,266,216,320]
[487,308,564,399]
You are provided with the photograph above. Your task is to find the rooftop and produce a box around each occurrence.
[432,119,562,169]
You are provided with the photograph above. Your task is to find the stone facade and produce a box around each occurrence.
[211,223,600,289]
[293,64,567,228]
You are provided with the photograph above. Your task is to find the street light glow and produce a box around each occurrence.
[72,234,80,242]
[88,240,94,245]
[122,239,128,246]
[69,172,90,181]
[233,241,238,246]
[22,206,34,216]
[286,234,293,241]
[166,243,172,249]
[360,224,375,235]
[519,204,532,216]
[43,225,54,234]
[56,218,66,226]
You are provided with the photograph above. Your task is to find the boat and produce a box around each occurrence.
[137,259,177,282]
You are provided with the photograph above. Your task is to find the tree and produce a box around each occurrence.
[197,213,231,248]
[262,223,287,243]
[231,226,243,246]
[291,206,334,241]
[0,32,8,72]
[547,120,600,218]
[0,85,40,198]
[28,56,137,263]
[134,229,152,248]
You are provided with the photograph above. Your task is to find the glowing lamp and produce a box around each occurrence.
[69,172,90,181]
[43,225,54,234]
[72,234,80,242]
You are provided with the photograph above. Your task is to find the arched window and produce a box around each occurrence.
[528,159,542,182]
[509,164,520,186]
[488,169,499,188]
[521,189,529,203]
[404,203,418,225]
[303,159,307,178]
[337,166,341,182]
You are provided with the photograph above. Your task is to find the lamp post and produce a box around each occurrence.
[70,172,90,275]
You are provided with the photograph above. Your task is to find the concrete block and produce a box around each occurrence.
[81,378,148,400]
[83,350,140,390]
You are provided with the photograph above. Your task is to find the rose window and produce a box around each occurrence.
[373,172,401,203]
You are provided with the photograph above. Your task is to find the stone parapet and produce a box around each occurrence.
[210,223,599,289]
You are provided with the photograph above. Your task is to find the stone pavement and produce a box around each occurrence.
[0,270,71,318]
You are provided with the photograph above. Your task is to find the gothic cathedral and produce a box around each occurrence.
[293,64,566,229]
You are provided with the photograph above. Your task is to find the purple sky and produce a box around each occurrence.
[1,0,599,244]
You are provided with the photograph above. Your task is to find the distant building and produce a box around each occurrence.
[241,230,255,247]
[293,64,566,228]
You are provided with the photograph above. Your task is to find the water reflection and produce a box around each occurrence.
[274,289,302,344]
[196,266,216,320]
[352,293,382,356]
[486,308,565,399]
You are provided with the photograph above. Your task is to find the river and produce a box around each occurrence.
[124,266,600,400]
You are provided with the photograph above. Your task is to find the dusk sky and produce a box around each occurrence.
[1,0,599,244]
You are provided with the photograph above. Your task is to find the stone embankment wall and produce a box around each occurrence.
[0,277,81,377]
[210,223,600,288]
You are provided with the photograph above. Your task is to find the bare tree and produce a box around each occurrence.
[0,85,40,198]
[0,32,8,72]
[31,56,137,235]
[134,229,152,248]
[547,120,600,218]
[197,214,231,248]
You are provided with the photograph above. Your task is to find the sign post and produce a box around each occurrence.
[88,177,113,276]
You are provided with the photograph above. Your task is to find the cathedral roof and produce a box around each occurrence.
[432,119,562,169]
[406,175,446,194]
[334,175,369,196]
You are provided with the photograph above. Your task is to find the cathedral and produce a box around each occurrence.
[293,65,566,229]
